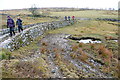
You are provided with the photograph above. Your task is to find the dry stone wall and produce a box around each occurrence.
[0,20,74,51]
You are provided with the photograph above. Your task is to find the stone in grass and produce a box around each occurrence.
[51,69,56,73]
[10,56,15,59]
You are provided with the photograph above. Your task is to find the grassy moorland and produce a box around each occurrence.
[0,9,119,78]
[0,9,58,29]
[50,10,118,19]
[0,9,118,29]
[47,20,118,38]
[46,15,118,77]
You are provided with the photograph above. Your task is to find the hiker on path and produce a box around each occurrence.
[72,16,75,20]
[68,16,70,21]
[64,16,67,21]
[7,16,15,37]
[16,17,23,33]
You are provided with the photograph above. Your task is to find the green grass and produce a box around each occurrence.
[50,10,117,19]
[47,20,118,39]
[0,49,12,60]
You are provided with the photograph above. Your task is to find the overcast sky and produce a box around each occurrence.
[0,0,119,10]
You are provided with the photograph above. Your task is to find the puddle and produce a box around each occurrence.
[68,36,102,44]
[79,39,102,43]
[112,40,118,42]
[107,40,118,43]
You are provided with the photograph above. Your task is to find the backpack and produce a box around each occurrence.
[9,19,14,24]
[8,19,15,27]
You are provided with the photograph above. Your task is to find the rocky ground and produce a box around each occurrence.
[0,18,119,79]
[1,33,118,78]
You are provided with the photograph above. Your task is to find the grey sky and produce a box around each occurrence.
[0,0,119,10]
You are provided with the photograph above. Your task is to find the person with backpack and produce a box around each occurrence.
[68,16,71,21]
[16,17,23,33]
[7,16,15,37]
[64,16,67,21]
[72,16,75,20]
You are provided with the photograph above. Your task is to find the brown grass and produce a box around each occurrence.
[90,43,96,49]
[14,61,43,78]
[55,53,61,60]
[53,48,59,53]
[40,47,47,54]
[98,45,113,58]
[105,36,113,40]
[98,45,113,65]
[71,45,79,51]
[77,49,89,62]
[70,53,77,59]
[78,42,84,48]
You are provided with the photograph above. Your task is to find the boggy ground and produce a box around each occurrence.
[1,32,118,78]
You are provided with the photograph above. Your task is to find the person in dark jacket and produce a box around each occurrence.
[7,16,15,37]
[68,16,70,21]
[64,16,67,21]
[16,17,23,33]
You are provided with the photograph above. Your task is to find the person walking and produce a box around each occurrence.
[68,16,70,21]
[16,17,23,33]
[64,16,67,21]
[7,16,15,37]
[72,16,75,20]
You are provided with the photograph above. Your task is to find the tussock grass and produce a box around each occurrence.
[40,47,47,54]
[71,45,79,51]
[98,45,113,66]
[0,49,12,60]
[77,49,89,61]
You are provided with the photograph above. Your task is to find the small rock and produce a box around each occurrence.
[51,69,56,73]
[11,56,15,59]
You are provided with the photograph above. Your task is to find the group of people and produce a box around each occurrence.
[7,15,75,37]
[64,16,75,21]
[7,16,23,37]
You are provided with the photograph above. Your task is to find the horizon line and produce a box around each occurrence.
[0,7,118,11]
